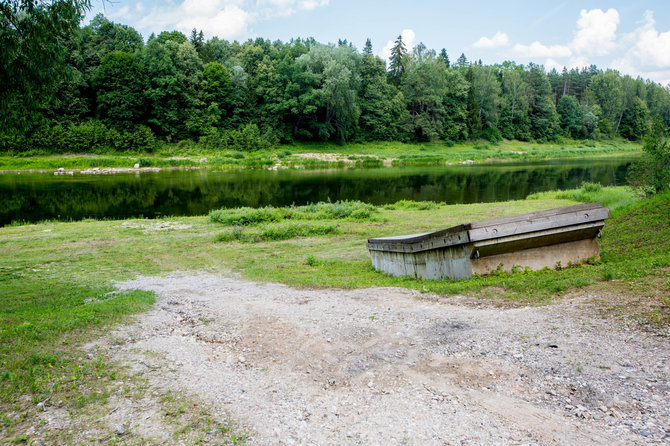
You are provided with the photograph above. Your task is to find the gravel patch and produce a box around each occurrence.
[96,272,669,445]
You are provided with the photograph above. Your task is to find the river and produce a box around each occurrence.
[0,157,634,226]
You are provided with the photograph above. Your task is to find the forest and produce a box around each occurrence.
[3,12,670,153]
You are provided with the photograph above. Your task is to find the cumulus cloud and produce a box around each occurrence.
[511,8,619,67]
[111,0,329,40]
[616,11,670,68]
[513,41,571,58]
[472,32,509,49]
[544,58,563,73]
[381,29,416,63]
[571,8,619,56]
[610,11,670,84]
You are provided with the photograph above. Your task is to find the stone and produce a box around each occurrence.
[133,163,140,169]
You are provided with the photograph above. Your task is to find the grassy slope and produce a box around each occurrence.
[1,186,668,441]
[0,139,642,171]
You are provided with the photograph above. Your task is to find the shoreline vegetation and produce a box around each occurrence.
[1,183,668,442]
[0,139,642,172]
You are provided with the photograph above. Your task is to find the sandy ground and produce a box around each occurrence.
[64,271,668,445]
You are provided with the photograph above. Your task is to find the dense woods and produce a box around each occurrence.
[3,14,670,153]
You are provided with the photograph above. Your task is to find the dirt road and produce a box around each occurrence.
[104,272,669,445]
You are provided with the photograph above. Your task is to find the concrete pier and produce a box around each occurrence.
[367,203,610,280]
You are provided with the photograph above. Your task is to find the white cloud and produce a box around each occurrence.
[472,32,509,49]
[619,11,670,68]
[571,8,619,56]
[568,56,590,70]
[513,41,572,58]
[110,0,329,40]
[381,29,416,63]
[544,58,563,73]
[510,8,619,69]
[609,11,670,84]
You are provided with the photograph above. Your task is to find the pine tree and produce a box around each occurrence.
[439,48,450,68]
[456,53,468,67]
[363,38,373,54]
[388,35,407,85]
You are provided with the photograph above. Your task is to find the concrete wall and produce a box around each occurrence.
[471,238,599,275]
[369,237,600,280]
[369,244,474,280]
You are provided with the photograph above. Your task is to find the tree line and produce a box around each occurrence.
[3,14,670,152]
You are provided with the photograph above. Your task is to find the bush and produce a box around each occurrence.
[209,206,284,226]
[383,200,440,210]
[215,222,338,243]
[628,117,670,194]
[209,201,378,226]
[4,120,161,153]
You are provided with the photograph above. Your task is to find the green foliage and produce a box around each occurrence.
[209,200,377,225]
[1,0,91,136]
[557,95,583,138]
[628,117,670,192]
[619,97,650,141]
[526,183,638,210]
[93,51,146,130]
[4,13,670,152]
[216,221,338,243]
[383,200,440,210]
[10,120,159,153]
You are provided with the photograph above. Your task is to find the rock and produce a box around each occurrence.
[200,158,208,162]
[238,356,246,363]
[57,167,65,172]
[133,163,140,169]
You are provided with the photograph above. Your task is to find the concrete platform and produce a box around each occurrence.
[367,203,610,280]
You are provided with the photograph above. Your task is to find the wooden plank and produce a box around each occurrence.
[468,207,610,242]
[368,224,470,245]
[367,228,470,253]
[469,202,603,229]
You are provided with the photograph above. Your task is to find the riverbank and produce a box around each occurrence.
[1,186,668,443]
[0,139,642,172]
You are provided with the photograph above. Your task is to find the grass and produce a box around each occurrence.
[1,183,668,440]
[0,138,642,171]
[527,182,640,209]
[209,200,377,226]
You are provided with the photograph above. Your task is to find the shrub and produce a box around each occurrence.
[209,201,378,226]
[383,200,440,210]
[215,222,338,243]
[628,117,670,194]
[209,206,284,226]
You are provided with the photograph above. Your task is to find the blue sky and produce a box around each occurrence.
[87,0,670,84]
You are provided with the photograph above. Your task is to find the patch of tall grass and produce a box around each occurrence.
[526,182,639,211]
[209,200,378,225]
[216,221,339,243]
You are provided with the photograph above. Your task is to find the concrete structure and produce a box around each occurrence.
[367,203,610,280]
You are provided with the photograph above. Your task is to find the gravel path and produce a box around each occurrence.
[107,272,669,445]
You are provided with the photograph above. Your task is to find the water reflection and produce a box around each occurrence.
[0,158,633,226]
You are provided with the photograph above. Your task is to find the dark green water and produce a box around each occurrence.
[0,158,633,226]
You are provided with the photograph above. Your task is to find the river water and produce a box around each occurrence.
[0,158,634,226]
